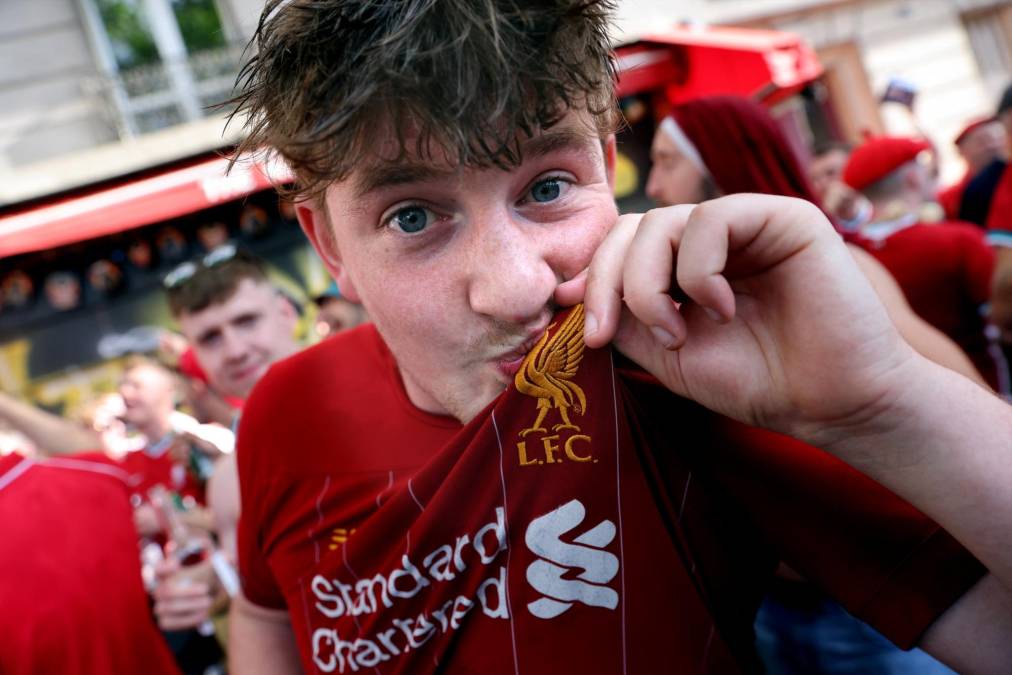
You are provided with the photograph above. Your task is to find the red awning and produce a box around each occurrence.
[0,25,819,260]
[615,25,823,104]
[0,155,293,258]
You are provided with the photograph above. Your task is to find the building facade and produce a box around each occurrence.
[1,0,1010,200]
[0,0,261,204]
[616,0,1012,182]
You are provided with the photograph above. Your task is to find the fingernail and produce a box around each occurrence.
[704,307,724,323]
[585,311,598,337]
[650,326,678,350]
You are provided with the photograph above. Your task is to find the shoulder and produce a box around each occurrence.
[933,221,992,248]
[237,324,392,470]
[265,323,383,386]
[244,324,384,421]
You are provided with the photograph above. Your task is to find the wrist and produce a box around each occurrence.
[810,354,994,474]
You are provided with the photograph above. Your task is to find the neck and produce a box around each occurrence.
[140,416,172,444]
[870,196,918,223]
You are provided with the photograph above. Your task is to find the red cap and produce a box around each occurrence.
[177,347,246,410]
[843,136,932,191]
[178,347,208,383]
[954,116,997,146]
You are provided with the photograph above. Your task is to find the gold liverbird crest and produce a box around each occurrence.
[514,304,587,437]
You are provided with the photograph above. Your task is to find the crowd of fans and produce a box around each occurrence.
[2,1,1012,673]
[0,250,365,673]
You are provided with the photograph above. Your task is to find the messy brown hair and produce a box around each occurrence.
[165,250,270,318]
[231,0,619,201]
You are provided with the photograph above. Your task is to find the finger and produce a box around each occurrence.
[676,206,735,323]
[154,597,214,630]
[154,558,181,582]
[554,268,588,307]
[622,205,696,349]
[154,581,211,601]
[158,613,211,632]
[582,213,641,348]
[154,585,212,606]
[675,195,826,321]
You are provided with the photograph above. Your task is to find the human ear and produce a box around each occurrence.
[296,198,362,303]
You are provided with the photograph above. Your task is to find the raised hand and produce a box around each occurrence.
[556,194,917,447]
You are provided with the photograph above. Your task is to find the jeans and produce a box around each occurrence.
[754,586,955,675]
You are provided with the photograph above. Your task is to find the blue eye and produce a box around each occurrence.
[530,178,562,203]
[390,206,430,233]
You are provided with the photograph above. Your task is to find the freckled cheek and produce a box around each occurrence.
[362,273,459,344]
[555,215,615,274]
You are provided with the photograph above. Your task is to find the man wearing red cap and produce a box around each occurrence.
[843,135,1005,393]
[937,117,1007,221]
[984,84,1012,352]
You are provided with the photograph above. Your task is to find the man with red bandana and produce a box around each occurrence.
[225,2,1012,674]
[843,135,1005,394]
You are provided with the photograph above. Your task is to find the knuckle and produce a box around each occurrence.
[690,199,718,222]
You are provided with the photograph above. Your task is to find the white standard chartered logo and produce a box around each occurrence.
[525,499,619,619]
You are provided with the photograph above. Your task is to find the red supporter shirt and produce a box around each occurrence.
[118,442,206,505]
[854,219,999,388]
[986,163,1012,247]
[237,320,984,674]
[0,453,179,675]
[938,173,970,221]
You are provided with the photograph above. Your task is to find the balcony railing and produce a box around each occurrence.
[89,43,245,137]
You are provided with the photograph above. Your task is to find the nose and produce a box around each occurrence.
[465,209,557,325]
[220,327,249,364]
[645,166,664,204]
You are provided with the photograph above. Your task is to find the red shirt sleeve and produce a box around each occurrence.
[235,393,287,610]
[710,422,986,649]
[620,370,985,651]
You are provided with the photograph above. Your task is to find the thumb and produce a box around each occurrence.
[154,556,181,583]
[610,307,688,396]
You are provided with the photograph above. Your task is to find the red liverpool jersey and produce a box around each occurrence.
[0,453,179,674]
[237,317,983,674]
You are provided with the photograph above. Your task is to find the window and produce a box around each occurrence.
[82,0,240,135]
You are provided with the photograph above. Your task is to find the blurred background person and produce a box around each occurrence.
[153,244,301,661]
[808,141,851,203]
[645,95,988,387]
[313,280,366,340]
[961,85,1012,229]
[0,449,181,675]
[808,141,872,232]
[843,136,1005,395]
[76,391,142,459]
[0,390,104,457]
[983,84,1012,355]
[938,116,1008,222]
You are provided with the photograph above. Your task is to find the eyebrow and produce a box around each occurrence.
[352,127,601,198]
[353,163,457,199]
[522,127,601,163]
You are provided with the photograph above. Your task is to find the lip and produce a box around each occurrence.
[493,328,548,378]
[229,363,263,383]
